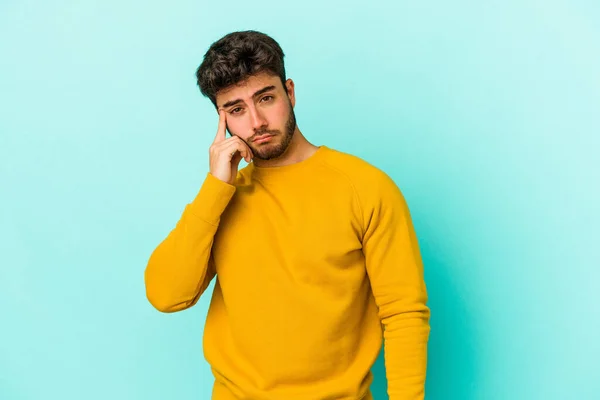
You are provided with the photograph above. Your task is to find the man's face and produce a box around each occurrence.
[215,72,297,161]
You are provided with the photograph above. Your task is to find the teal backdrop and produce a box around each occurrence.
[1,1,598,399]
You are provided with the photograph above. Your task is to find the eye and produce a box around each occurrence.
[230,107,243,114]
[260,95,274,102]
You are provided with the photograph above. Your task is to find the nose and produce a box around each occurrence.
[248,105,268,131]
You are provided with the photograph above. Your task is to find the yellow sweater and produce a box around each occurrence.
[144,145,430,400]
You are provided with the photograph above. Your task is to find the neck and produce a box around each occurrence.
[252,128,318,168]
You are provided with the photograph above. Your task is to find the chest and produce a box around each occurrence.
[211,183,365,289]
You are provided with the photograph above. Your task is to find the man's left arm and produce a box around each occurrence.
[361,172,431,400]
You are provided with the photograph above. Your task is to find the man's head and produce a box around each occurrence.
[196,31,297,161]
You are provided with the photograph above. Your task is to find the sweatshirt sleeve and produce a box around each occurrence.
[144,172,237,313]
[360,171,431,399]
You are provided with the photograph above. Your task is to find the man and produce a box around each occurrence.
[144,30,431,400]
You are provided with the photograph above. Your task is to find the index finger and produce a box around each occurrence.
[213,109,227,143]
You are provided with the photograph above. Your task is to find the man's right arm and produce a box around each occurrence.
[144,172,236,313]
[145,108,253,312]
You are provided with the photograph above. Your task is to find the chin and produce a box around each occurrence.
[255,144,288,161]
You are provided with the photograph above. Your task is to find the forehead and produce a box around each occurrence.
[216,72,281,105]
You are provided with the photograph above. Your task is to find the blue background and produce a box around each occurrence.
[1,0,598,399]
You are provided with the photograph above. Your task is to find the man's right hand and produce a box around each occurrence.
[209,109,254,185]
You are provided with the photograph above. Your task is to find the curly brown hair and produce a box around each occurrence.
[196,30,287,108]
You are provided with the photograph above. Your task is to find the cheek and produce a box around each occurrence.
[228,118,251,138]
[272,102,290,123]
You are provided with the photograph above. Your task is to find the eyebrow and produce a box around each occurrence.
[220,85,277,109]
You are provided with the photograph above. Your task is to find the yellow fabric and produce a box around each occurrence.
[145,145,430,399]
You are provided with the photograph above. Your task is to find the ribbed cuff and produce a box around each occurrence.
[188,172,237,226]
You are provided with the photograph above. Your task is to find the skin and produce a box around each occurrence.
[209,71,318,184]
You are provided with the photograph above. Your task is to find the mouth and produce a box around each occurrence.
[253,134,274,144]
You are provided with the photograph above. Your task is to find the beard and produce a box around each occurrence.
[247,99,297,161]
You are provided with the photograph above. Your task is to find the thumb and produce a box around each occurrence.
[230,152,243,180]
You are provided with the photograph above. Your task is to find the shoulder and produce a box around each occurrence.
[320,146,406,203]
[321,147,412,233]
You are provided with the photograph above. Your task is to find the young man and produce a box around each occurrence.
[144,30,431,400]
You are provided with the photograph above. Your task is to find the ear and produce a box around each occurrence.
[285,78,296,108]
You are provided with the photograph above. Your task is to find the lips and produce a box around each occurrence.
[254,134,273,143]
